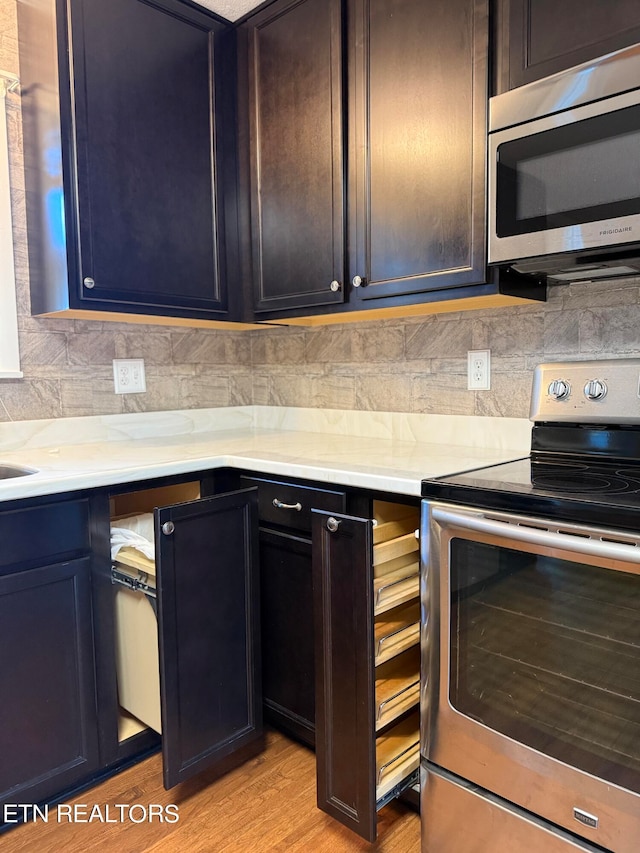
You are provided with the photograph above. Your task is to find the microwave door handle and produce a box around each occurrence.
[431,506,640,570]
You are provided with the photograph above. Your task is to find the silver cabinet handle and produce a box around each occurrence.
[272,498,302,511]
[83,276,95,289]
[161,521,175,536]
[329,280,342,292]
[326,517,341,533]
[352,275,364,287]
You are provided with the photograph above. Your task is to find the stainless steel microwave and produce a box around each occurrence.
[488,43,640,283]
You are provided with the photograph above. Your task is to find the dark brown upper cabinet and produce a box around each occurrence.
[241,0,511,322]
[348,0,489,304]
[495,0,640,94]
[20,0,243,327]
[242,0,346,314]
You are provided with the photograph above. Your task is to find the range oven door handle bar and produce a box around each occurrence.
[431,506,640,568]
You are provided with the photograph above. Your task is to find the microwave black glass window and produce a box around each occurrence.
[496,105,640,238]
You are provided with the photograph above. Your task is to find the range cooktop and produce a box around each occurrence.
[422,456,640,530]
[422,359,640,529]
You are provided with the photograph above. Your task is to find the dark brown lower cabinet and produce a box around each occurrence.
[1,475,420,843]
[94,479,263,789]
[0,558,99,811]
[259,529,316,746]
[239,474,347,748]
[313,500,421,841]
[0,496,98,816]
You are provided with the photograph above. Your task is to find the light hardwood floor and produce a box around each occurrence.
[1,730,420,852]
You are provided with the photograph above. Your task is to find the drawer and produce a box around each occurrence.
[240,476,346,534]
[0,498,91,572]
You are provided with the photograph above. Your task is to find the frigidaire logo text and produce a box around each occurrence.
[599,226,633,236]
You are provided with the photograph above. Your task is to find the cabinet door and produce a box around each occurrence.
[313,504,421,841]
[63,0,233,319]
[497,0,640,92]
[260,528,315,746]
[348,0,488,302]
[313,509,377,841]
[0,558,99,808]
[156,490,262,789]
[244,0,345,313]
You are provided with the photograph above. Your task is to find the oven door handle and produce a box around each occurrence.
[431,506,640,567]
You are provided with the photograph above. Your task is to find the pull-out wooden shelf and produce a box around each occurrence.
[373,562,419,615]
[376,710,421,801]
[375,647,420,731]
[313,496,422,842]
[373,503,419,615]
[374,601,420,665]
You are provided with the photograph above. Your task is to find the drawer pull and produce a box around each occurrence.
[326,516,341,533]
[161,521,175,536]
[272,498,303,512]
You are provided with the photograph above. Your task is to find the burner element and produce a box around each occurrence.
[530,460,640,497]
[532,472,626,494]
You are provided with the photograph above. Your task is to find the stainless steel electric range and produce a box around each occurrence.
[420,359,640,853]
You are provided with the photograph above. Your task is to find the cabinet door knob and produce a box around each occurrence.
[272,498,303,512]
[326,517,341,533]
[329,280,342,292]
[83,276,96,289]
[162,521,175,536]
[352,275,366,288]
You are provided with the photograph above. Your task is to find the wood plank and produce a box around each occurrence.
[376,711,420,800]
[374,603,420,665]
[0,730,420,852]
[373,532,419,567]
[114,547,156,575]
[375,648,421,730]
[373,516,418,545]
[373,563,419,615]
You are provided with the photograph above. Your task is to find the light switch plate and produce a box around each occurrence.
[113,359,146,394]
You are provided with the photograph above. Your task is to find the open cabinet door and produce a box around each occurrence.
[313,509,377,841]
[156,489,262,789]
[313,502,422,841]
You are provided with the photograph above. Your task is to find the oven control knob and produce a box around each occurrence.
[584,379,608,401]
[548,379,571,400]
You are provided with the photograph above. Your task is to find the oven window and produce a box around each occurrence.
[450,539,640,793]
[495,104,640,237]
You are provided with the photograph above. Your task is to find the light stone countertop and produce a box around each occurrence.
[0,406,531,501]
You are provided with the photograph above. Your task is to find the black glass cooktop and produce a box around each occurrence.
[422,456,640,529]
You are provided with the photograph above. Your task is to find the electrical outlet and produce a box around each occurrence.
[467,350,490,390]
[113,359,146,394]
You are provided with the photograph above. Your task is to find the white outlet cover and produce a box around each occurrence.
[467,350,491,391]
[113,359,146,394]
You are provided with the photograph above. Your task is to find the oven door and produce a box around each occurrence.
[423,501,640,853]
[488,87,640,267]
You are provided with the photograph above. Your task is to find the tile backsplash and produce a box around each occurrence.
[2,0,640,424]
